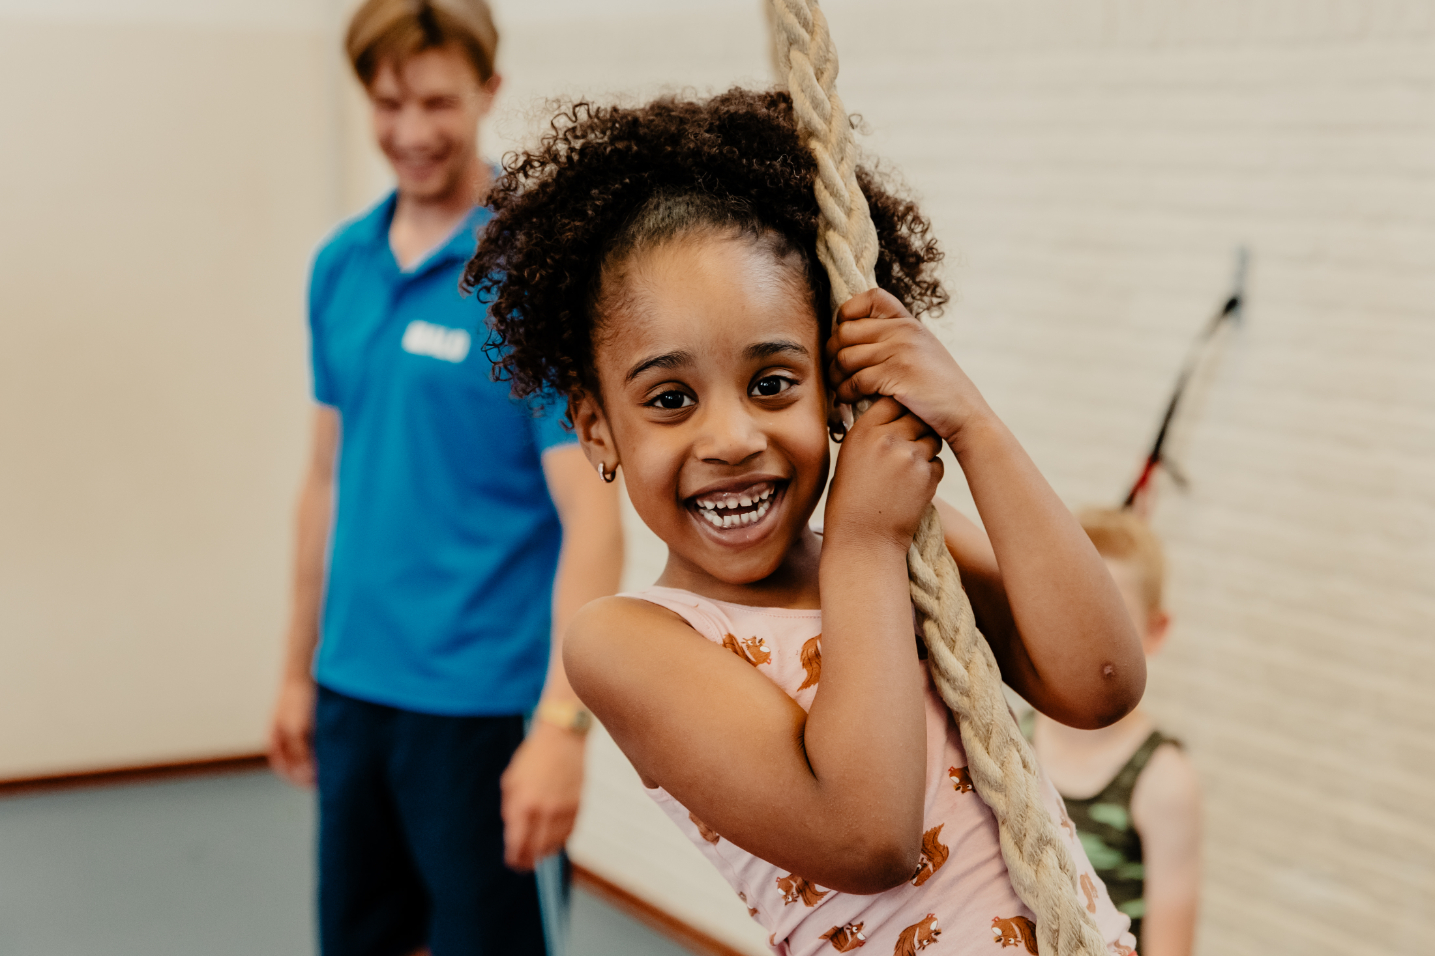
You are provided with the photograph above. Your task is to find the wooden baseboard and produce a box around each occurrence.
[0,753,752,956]
[0,752,269,798]
[570,862,752,956]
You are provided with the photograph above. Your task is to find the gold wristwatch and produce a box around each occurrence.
[536,698,593,734]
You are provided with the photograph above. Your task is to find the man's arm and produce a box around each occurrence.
[268,405,340,788]
[1131,744,1203,956]
[500,443,624,871]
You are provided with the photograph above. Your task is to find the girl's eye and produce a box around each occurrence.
[649,390,694,410]
[751,375,794,398]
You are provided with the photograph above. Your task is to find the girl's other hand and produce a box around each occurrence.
[826,289,991,449]
[824,396,944,550]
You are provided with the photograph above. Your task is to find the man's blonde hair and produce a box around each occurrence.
[346,0,499,86]
[1078,507,1166,614]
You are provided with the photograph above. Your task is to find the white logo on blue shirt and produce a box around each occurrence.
[402,320,471,363]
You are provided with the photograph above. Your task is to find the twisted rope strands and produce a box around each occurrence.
[770,2,1109,952]
[770,0,877,304]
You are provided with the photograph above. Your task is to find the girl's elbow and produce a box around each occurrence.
[1086,655,1147,728]
[1045,654,1147,729]
[827,833,920,895]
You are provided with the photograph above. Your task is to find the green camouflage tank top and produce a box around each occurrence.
[1021,714,1180,955]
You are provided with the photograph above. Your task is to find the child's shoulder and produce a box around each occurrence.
[1141,735,1198,787]
[1131,734,1201,827]
[568,594,695,649]
[564,594,713,698]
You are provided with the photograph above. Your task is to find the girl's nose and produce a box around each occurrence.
[696,397,767,465]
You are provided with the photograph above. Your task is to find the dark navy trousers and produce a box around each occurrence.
[314,686,550,956]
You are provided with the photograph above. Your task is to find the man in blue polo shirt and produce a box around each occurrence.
[267,2,623,953]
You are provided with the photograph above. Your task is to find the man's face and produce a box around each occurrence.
[367,46,498,202]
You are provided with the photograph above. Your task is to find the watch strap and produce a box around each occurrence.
[536,699,593,734]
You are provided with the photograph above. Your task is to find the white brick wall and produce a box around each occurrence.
[819,4,1435,952]
[492,3,1435,953]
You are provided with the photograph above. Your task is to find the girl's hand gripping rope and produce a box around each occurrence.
[823,397,944,552]
[826,289,994,453]
[825,287,1146,728]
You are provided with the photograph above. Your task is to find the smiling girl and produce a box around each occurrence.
[465,90,1145,955]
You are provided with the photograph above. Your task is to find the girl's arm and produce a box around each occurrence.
[828,290,1146,728]
[566,398,942,895]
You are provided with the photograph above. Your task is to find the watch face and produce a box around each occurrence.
[573,709,593,732]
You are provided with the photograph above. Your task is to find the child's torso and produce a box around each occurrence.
[1032,716,1181,953]
[627,585,1137,956]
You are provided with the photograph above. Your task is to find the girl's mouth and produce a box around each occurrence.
[686,480,783,534]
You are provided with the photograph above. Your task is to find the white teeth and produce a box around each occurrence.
[693,484,781,530]
[694,485,780,512]
[698,499,772,531]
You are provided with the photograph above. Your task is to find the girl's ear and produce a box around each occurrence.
[570,391,618,475]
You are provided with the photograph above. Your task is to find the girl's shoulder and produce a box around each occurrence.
[618,585,821,630]
[575,587,731,643]
[570,587,824,709]
[565,588,757,686]
[566,592,697,653]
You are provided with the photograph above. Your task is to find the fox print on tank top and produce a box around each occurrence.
[623,586,1139,956]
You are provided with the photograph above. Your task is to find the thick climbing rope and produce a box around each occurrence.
[769,2,1111,953]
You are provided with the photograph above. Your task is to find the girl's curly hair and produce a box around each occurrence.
[462,87,946,400]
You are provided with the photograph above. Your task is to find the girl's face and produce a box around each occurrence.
[578,231,831,591]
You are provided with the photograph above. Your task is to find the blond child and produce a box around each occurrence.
[1029,509,1202,956]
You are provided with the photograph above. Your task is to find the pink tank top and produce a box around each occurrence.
[626,585,1139,956]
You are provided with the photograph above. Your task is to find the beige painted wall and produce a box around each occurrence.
[0,1,345,777]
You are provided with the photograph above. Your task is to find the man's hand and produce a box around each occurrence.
[270,407,337,790]
[268,675,318,788]
[500,719,586,871]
